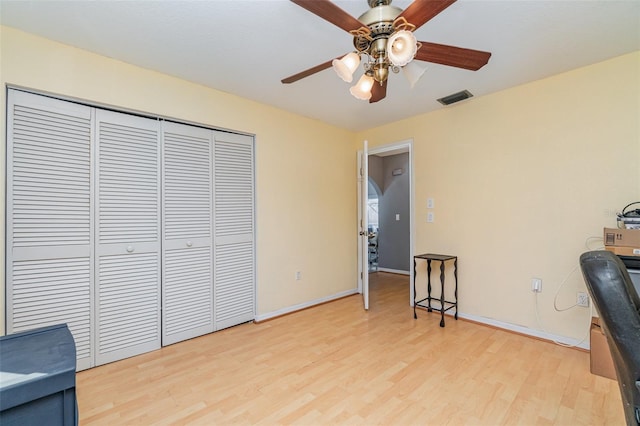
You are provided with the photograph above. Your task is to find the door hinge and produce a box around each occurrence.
[361,272,363,279]
[360,167,363,177]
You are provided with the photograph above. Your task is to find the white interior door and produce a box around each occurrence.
[161,121,214,345]
[95,109,161,365]
[213,131,255,330]
[6,90,94,370]
[357,141,369,310]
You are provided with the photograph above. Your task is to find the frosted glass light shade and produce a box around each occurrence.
[332,52,360,83]
[387,30,418,67]
[402,60,428,88]
[349,74,374,100]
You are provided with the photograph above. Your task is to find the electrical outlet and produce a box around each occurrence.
[577,292,589,307]
[531,278,542,293]
[295,271,302,281]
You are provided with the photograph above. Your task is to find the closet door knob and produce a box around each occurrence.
[126,245,134,253]
[186,241,193,247]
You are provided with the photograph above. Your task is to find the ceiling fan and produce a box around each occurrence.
[282,0,491,103]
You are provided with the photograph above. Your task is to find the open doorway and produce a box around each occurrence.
[367,141,413,307]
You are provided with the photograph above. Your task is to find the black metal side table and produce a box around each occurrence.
[413,253,458,327]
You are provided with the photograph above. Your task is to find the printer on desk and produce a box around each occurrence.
[616,201,640,230]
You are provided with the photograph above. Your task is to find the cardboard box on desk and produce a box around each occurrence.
[590,316,617,381]
[604,246,640,257]
[604,227,640,247]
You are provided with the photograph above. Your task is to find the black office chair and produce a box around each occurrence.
[579,250,640,425]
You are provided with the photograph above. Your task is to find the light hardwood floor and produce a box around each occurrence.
[77,272,624,425]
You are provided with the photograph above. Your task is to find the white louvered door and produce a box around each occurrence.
[161,122,214,345]
[213,132,255,330]
[95,110,161,365]
[7,90,255,369]
[6,90,94,371]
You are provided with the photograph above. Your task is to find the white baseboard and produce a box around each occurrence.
[254,288,358,322]
[455,311,590,350]
[256,288,589,350]
[375,267,410,275]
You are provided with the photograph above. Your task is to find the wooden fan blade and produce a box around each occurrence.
[397,0,457,30]
[291,0,365,33]
[369,79,387,103]
[415,41,491,71]
[281,56,342,84]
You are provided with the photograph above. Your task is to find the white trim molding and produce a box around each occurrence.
[376,268,410,276]
[455,311,590,350]
[254,289,358,322]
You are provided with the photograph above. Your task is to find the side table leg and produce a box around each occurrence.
[427,259,433,312]
[454,258,458,320]
[439,260,445,327]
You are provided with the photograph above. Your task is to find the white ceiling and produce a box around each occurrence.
[1,0,639,132]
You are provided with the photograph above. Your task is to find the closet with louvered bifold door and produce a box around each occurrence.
[161,122,214,345]
[214,132,255,330]
[94,109,162,365]
[6,89,256,370]
[6,90,94,371]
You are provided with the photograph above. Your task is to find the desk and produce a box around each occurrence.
[413,253,458,327]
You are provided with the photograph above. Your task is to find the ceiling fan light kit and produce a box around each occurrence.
[387,30,419,67]
[402,60,428,89]
[332,52,361,83]
[284,0,491,104]
[350,73,375,100]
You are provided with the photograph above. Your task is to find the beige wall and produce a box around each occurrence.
[357,51,640,340]
[0,26,358,333]
[2,24,639,344]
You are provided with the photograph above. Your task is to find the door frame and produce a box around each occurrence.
[365,139,415,307]
[357,142,369,309]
